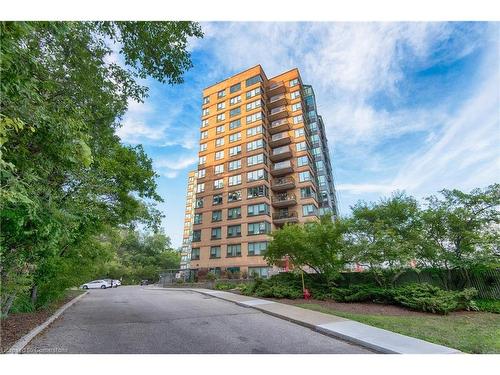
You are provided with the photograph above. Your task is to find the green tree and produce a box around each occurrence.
[0,21,202,316]
[346,192,421,286]
[265,216,350,280]
[419,184,500,282]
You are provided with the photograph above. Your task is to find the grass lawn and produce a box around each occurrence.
[295,303,500,354]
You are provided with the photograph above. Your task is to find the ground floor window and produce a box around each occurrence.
[248,267,269,279]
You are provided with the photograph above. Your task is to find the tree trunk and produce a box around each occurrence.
[1,293,16,317]
[30,285,38,306]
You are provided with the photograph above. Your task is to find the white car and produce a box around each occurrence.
[113,280,121,287]
[80,280,111,289]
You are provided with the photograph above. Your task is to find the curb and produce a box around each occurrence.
[153,287,462,354]
[6,291,89,354]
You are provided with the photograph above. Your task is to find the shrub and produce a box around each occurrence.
[328,285,393,303]
[474,299,500,314]
[214,283,237,291]
[205,272,217,281]
[392,283,478,314]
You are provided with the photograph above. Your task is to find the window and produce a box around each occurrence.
[311,134,320,143]
[300,186,316,199]
[227,244,241,257]
[213,194,223,205]
[195,198,203,208]
[229,119,241,130]
[229,132,241,143]
[247,185,269,199]
[247,169,267,182]
[246,112,262,124]
[316,160,325,172]
[228,174,242,186]
[291,102,302,112]
[192,230,201,242]
[247,203,270,216]
[248,242,268,256]
[297,155,309,167]
[228,207,241,219]
[247,125,264,137]
[228,190,242,202]
[196,183,205,193]
[230,96,241,105]
[214,164,224,175]
[215,150,224,160]
[200,143,207,152]
[228,159,241,171]
[229,107,241,118]
[246,100,262,111]
[248,221,271,235]
[227,224,241,238]
[197,169,206,179]
[211,228,221,240]
[294,128,305,138]
[213,179,224,189]
[202,119,209,128]
[312,147,321,157]
[290,90,300,100]
[246,139,265,152]
[194,213,202,225]
[217,102,226,110]
[217,113,225,122]
[246,87,261,99]
[248,267,269,278]
[215,137,225,147]
[246,75,262,87]
[202,108,209,116]
[199,156,206,165]
[296,141,307,152]
[216,125,225,134]
[229,145,241,156]
[299,171,311,182]
[210,245,221,258]
[309,122,318,132]
[203,96,210,105]
[247,153,266,166]
[230,82,241,93]
[191,248,200,260]
[217,89,225,98]
[289,78,299,87]
[302,204,317,216]
[212,210,222,222]
[293,115,303,124]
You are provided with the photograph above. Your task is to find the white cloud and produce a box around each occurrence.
[154,155,198,179]
[337,183,396,195]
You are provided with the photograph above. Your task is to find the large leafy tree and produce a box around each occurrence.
[419,184,500,273]
[0,21,202,315]
[265,216,350,280]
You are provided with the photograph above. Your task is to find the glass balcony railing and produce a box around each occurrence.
[272,160,292,170]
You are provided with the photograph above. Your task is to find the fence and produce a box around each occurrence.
[339,268,500,299]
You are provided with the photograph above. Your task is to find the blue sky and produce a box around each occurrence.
[114,22,499,248]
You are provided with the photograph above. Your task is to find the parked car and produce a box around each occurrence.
[113,279,121,287]
[80,280,111,289]
[140,279,149,286]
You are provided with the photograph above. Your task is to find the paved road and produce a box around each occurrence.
[24,286,371,354]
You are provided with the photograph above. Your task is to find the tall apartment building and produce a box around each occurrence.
[189,65,337,278]
[179,170,197,273]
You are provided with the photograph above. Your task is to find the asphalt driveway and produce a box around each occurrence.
[23,286,371,354]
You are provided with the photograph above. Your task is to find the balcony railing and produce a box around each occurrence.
[268,81,286,94]
[269,145,292,162]
[272,211,299,224]
[271,176,296,192]
[271,194,297,207]
[269,131,291,148]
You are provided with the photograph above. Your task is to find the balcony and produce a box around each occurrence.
[270,145,292,162]
[268,93,287,108]
[271,194,297,208]
[269,132,291,148]
[271,176,296,192]
[269,118,291,135]
[268,81,286,95]
[271,160,293,177]
[272,211,299,225]
[269,106,288,121]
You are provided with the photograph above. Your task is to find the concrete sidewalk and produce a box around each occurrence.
[150,287,462,354]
